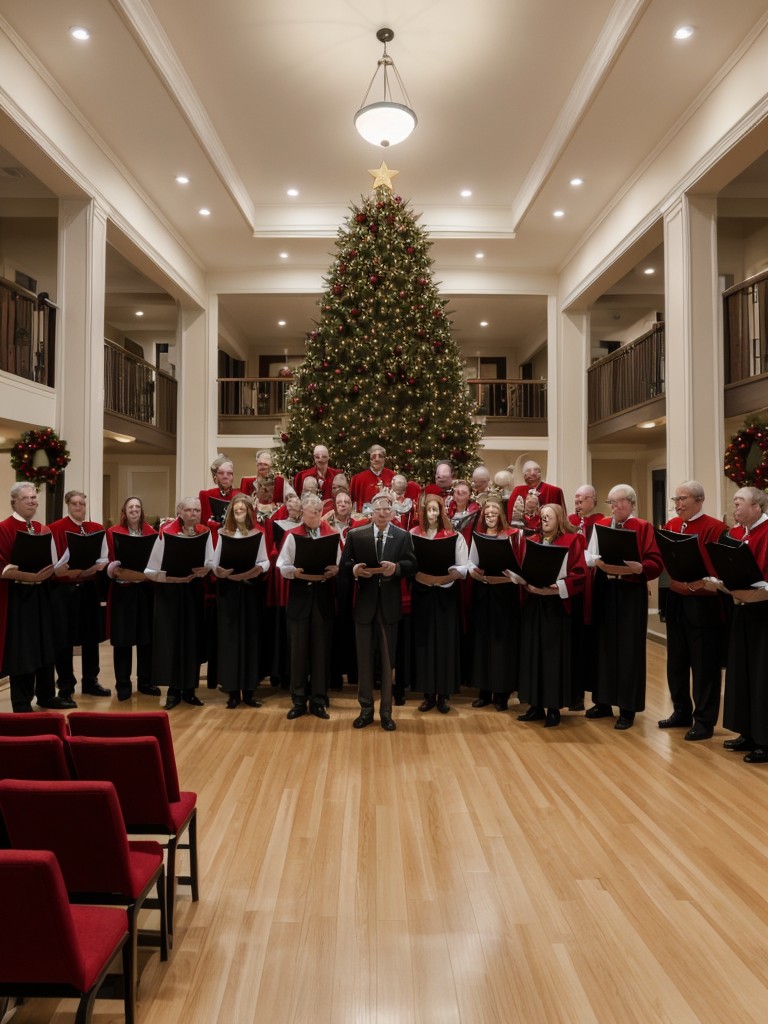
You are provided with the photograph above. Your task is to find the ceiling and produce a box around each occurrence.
[1,0,767,366]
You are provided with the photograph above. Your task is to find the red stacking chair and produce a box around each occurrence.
[0,711,68,738]
[67,735,198,939]
[0,848,133,1024]
[0,735,70,780]
[0,779,168,997]
[67,711,181,800]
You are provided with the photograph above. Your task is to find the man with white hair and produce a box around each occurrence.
[293,444,340,501]
[507,461,565,524]
[658,480,727,740]
[568,485,601,541]
[239,449,285,504]
[720,487,768,761]
[350,443,395,511]
[585,483,663,729]
[471,465,491,499]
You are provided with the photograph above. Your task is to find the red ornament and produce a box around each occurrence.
[417,329,427,339]
[369,224,379,234]
[399,290,406,299]
[350,308,361,318]
[323,361,329,368]
[334,368,341,375]
[369,275,380,286]
[348,249,358,258]
[338,263,348,274]
[386,215,395,225]
[376,201,385,209]
[281,432,289,443]
[406,246,416,255]
[432,308,443,318]
[394,346,402,355]
[417,278,428,287]
[394,196,402,204]
[332,284,344,296]
[338,430,346,439]
[408,377,416,385]
[433,340,443,350]
[351,384,360,395]
[355,214,367,224]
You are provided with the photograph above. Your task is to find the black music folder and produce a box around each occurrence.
[292,533,339,575]
[518,541,568,588]
[472,532,521,576]
[160,532,208,577]
[9,532,53,573]
[705,540,764,591]
[65,530,105,571]
[654,529,708,584]
[594,524,640,564]
[112,533,156,573]
[412,534,458,576]
[218,533,262,574]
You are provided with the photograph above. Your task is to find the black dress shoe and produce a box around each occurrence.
[495,701,509,712]
[744,748,768,763]
[380,714,396,731]
[436,696,450,714]
[585,704,613,719]
[116,688,132,702]
[164,691,182,710]
[12,704,34,714]
[568,701,585,712]
[82,683,111,697]
[242,694,263,707]
[353,712,375,729]
[182,692,204,706]
[138,685,162,697]
[287,705,307,720]
[472,698,492,708]
[38,696,77,710]
[684,724,713,741]
[614,715,635,730]
[544,708,561,728]
[310,704,330,720]
[724,735,755,751]
[226,694,241,709]
[394,696,406,706]
[518,706,544,721]
[418,696,436,712]
[658,713,693,729]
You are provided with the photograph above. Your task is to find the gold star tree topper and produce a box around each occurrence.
[368,162,399,191]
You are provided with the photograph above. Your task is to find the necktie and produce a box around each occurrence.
[27,522,35,534]
[579,516,585,533]
[376,530,384,561]
[680,521,687,534]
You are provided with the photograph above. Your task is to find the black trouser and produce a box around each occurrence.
[287,603,331,707]
[356,610,398,715]
[113,644,152,694]
[56,641,100,692]
[666,607,723,729]
[11,666,55,712]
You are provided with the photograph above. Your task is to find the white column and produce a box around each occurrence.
[175,299,216,499]
[663,194,723,510]
[552,304,590,506]
[56,199,107,520]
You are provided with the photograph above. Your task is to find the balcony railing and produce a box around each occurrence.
[0,277,56,387]
[104,340,177,434]
[218,376,293,418]
[724,270,768,384]
[587,323,665,425]
[465,379,547,419]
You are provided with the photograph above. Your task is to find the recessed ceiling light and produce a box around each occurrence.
[198,208,211,217]
[70,26,90,40]
[570,177,584,186]
[643,268,655,275]
[278,321,287,327]
[475,252,485,260]
[553,210,565,218]
[480,321,489,328]
[674,25,695,40]
[175,175,190,185]
[135,311,144,317]
[460,189,472,198]
[286,188,299,197]
[639,421,656,429]
[279,252,289,259]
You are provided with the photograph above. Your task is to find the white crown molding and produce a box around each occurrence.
[510,0,650,233]
[111,0,257,234]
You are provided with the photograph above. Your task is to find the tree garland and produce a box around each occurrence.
[723,418,768,488]
[10,427,70,486]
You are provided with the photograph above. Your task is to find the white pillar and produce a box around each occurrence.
[552,304,590,506]
[663,194,723,510]
[175,299,215,499]
[56,199,107,520]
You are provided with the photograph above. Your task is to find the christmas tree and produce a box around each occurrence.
[277,163,481,483]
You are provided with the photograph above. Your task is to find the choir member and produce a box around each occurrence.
[390,474,418,531]
[207,495,269,709]
[493,470,514,501]
[568,485,601,541]
[349,444,395,511]
[199,454,241,527]
[277,493,340,719]
[325,488,358,690]
[516,504,586,726]
[471,465,491,499]
[323,488,355,537]
[446,480,481,541]
[49,489,109,701]
[585,484,663,729]
[507,460,565,524]
[253,475,279,525]
[468,493,522,711]
[658,481,727,740]
[107,496,159,701]
[293,444,340,501]
[0,483,69,712]
[566,484,600,711]
[264,492,303,691]
[719,487,768,761]
[424,460,454,500]
[145,496,212,709]
[239,449,285,503]
[409,494,468,712]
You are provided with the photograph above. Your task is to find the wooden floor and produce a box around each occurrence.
[4,642,768,1024]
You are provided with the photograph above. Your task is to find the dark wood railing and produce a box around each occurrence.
[587,323,665,425]
[465,379,547,419]
[104,340,177,434]
[0,277,56,387]
[219,376,294,417]
[724,270,768,384]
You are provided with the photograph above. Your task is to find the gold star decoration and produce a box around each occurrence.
[368,162,399,191]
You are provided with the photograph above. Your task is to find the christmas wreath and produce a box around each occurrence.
[10,427,70,486]
[724,418,768,488]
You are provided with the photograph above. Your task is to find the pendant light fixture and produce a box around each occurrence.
[354,28,417,148]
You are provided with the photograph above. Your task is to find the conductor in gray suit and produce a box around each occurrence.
[341,492,416,731]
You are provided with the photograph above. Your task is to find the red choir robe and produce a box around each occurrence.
[349,467,395,510]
